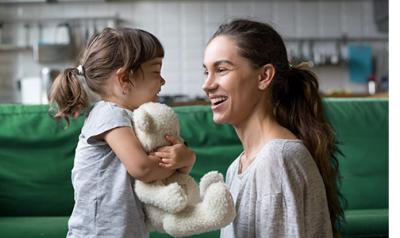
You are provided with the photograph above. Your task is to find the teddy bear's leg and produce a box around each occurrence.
[166,173,201,205]
[199,171,224,199]
[135,180,189,213]
[162,182,236,237]
[144,205,167,233]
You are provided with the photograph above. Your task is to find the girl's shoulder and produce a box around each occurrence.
[90,100,131,116]
[87,101,132,122]
[82,101,133,136]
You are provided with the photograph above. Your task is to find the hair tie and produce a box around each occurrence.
[76,65,87,88]
[76,65,84,76]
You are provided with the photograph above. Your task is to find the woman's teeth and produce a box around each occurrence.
[211,97,227,105]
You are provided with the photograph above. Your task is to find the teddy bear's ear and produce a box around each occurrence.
[135,110,154,132]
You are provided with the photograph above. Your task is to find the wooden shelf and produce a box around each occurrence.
[323,91,388,98]
[0,45,32,51]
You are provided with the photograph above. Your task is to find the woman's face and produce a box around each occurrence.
[129,57,165,108]
[203,36,264,125]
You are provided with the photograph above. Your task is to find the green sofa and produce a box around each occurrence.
[0,98,388,238]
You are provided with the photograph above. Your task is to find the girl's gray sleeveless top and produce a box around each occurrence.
[67,101,148,238]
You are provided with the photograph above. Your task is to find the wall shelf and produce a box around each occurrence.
[0,16,120,25]
[0,44,32,51]
[284,36,388,42]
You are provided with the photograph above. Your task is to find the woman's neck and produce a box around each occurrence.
[234,109,274,158]
[234,108,297,159]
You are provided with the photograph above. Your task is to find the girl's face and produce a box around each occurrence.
[129,57,165,109]
[202,36,265,126]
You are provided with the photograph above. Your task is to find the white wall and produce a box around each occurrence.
[0,0,388,103]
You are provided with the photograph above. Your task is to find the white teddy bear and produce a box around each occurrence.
[133,102,236,237]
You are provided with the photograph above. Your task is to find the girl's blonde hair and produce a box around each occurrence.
[49,27,164,124]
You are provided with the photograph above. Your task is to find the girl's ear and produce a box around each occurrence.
[115,68,130,86]
[115,68,133,95]
[258,64,275,91]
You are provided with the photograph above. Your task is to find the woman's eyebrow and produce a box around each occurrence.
[214,60,234,67]
[203,60,234,69]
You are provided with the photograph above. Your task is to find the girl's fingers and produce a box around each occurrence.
[156,146,169,152]
[165,134,183,145]
[153,151,169,158]
[159,162,172,168]
[161,157,172,163]
[148,154,162,162]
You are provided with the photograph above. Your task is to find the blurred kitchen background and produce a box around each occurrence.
[0,0,388,104]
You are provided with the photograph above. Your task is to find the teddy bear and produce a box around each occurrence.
[132,102,236,237]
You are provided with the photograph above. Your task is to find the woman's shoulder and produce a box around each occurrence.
[262,139,317,178]
[264,139,308,155]
[257,139,311,169]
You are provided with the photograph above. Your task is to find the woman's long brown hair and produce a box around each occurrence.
[211,19,344,236]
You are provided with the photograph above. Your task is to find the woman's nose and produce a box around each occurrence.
[202,75,217,92]
[160,77,165,86]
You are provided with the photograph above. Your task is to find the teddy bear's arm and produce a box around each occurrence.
[135,180,189,213]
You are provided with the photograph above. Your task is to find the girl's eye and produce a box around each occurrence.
[203,70,209,75]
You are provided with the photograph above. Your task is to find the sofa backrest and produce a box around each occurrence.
[0,99,388,216]
[323,98,388,210]
[0,105,84,216]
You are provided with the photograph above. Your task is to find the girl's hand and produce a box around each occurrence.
[153,135,196,174]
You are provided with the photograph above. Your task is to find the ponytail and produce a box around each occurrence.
[271,63,344,236]
[49,67,89,125]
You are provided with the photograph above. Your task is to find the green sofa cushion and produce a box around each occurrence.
[323,99,388,211]
[343,209,388,237]
[0,216,68,238]
[0,105,84,216]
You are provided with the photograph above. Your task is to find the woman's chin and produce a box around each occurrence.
[212,113,226,124]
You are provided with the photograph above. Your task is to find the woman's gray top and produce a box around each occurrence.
[67,101,148,238]
[221,139,332,238]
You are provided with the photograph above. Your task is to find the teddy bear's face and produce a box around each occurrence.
[133,102,180,152]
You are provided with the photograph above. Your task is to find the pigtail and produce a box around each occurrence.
[271,63,344,236]
[49,67,89,126]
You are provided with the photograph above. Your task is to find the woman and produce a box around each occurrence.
[202,19,343,238]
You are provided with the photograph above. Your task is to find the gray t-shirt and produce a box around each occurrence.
[67,101,148,238]
[220,139,332,238]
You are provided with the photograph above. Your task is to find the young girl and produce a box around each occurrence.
[202,19,344,237]
[49,27,196,238]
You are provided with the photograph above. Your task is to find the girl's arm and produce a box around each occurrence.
[153,135,196,174]
[103,126,175,182]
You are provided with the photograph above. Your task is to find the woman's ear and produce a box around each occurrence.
[258,64,275,90]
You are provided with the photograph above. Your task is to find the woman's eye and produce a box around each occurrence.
[216,68,227,73]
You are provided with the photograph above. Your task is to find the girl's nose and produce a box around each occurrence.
[161,77,165,86]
